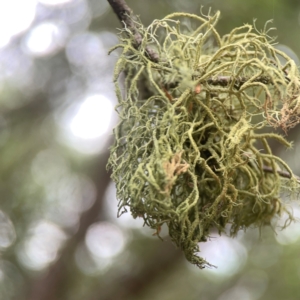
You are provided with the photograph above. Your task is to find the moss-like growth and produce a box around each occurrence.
[108,11,300,268]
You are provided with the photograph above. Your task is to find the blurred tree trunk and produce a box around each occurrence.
[28,149,111,300]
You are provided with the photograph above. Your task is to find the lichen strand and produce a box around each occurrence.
[108,11,300,268]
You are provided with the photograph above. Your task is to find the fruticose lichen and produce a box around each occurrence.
[108,11,300,268]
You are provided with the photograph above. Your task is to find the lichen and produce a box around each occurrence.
[108,11,300,268]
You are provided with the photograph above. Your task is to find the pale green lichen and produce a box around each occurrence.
[108,11,300,268]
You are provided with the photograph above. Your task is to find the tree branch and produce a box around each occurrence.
[107,0,159,63]
[263,165,300,184]
[206,75,272,89]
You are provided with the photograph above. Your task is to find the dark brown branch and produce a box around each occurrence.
[263,165,300,184]
[107,0,159,63]
[206,75,272,89]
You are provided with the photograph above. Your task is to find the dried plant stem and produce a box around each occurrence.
[263,165,300,184]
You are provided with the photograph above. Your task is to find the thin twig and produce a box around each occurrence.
[206,75,272,89]
[107,0,159,62]
[263,165,300,184]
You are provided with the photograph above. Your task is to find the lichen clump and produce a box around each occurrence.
[108,11,300,268]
